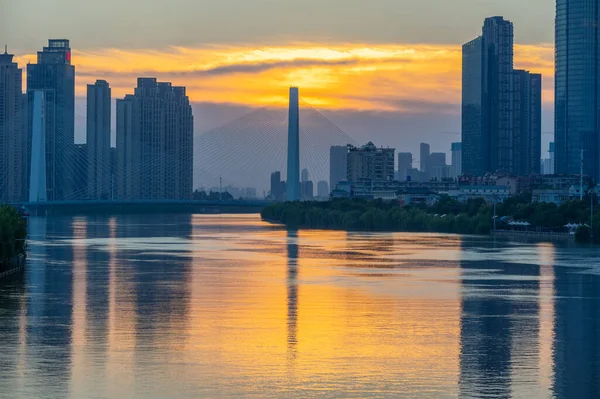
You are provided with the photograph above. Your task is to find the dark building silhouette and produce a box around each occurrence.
[397,152,413,181]
[116,78,193,200]
[0,47,26,202]
[87,80,111,200]
[301,180,313,200]
[27,39,75,201]
[270,171,284,202]
[512,70,542,176]
[555,0,600,179]
[462,18,541,176]
[462,36,486,177]
[329,145,348,191]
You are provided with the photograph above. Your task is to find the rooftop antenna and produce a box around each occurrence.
[4,45,7,54]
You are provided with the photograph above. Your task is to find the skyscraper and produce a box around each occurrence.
[555,0,600,179]
[397,152,413,181]
[483,17,514,173]
[27,39,75,201]
[512,70,542,175]
[451,142,462,178]
[116,78,193,200]
[330,145,348,190]
[0,47,25,202]
[87,80,111,200]
[462,18,542,177]
[462,36,485,176]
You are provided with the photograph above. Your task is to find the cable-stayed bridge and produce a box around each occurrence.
[2,88,356,213]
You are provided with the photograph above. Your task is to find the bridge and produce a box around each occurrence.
[20,199,270,216]
[3,87,356,214]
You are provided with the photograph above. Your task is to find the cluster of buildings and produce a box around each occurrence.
[0,39,194,203]
[269,169,329,202]
[284,10,598,206]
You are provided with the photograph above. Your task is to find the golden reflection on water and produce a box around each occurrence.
[537,244,556,395]
[7,214,589,398]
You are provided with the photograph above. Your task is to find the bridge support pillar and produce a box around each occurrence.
[286,87,300,201]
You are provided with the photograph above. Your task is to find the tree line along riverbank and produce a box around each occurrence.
[261,195,600,243]
[0,205,27,273]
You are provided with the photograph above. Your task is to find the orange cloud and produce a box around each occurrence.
[15,43,554,112]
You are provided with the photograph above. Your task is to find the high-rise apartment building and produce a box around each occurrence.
[116,78,193,200]
[512,70,542,175]
[397,152,413,181]
[87,80,111,200]
[0,47,26,202]
[347,142,395,183]
[451,142,462,178]
[555,0,600,179]
[462,18,542,177]
[330,145,348,190]
[270,171,282,201]
[27,39,75,201]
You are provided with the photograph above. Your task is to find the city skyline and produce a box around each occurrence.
[3,0,556,159]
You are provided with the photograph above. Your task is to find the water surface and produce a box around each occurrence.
[0,214,599,398]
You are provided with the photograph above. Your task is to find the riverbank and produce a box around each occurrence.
[492,229,574,242]
[0,205,28,271]
[261,197,600,243]
[261,198,492,235]
[0,254,26,281]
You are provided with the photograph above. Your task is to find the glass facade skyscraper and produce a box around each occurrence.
[462,37,485,176]
[462,17,542,177]
[27,39,75,201]
[555,0,600,179]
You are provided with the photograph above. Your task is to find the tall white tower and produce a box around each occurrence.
[286,87,300,201]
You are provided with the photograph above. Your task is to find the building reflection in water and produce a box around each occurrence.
[25,216,74,395]
[286,230,299,363]
[459,238,541,398]
[552,249,600,398]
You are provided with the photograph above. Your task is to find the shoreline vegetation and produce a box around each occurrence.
[261,195,600,244]
[0,205,27,274]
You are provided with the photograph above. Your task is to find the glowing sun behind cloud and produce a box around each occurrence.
[15,42,554,112]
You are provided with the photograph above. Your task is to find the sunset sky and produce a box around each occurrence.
[4,0,555,160]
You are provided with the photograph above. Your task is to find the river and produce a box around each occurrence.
[0,214,599,398]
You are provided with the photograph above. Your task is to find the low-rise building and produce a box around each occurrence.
[448,185,510,203]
